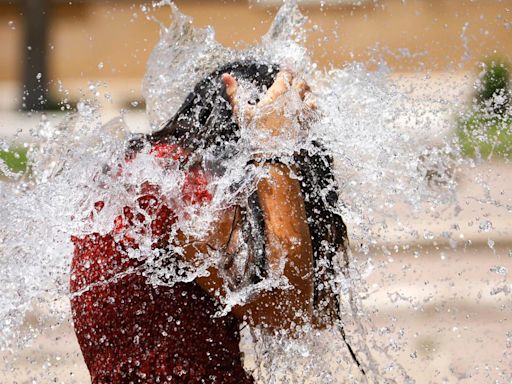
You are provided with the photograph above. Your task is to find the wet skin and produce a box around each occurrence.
[178,71,319,333]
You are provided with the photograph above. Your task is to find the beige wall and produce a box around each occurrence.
[0,0,511,83]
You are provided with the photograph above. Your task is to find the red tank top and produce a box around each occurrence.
[70,144,254,383]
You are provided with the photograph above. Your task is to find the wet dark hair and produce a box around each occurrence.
[131,61,364,373]
[130,61,279,153]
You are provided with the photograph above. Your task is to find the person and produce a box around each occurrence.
[69,61,355,383]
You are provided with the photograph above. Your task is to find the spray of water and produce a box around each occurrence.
[0,1,471,383]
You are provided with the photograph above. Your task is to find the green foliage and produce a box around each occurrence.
[475,58,511,115]
[457,57,512,160]
[456,113,512,159]
[0,147,28,175]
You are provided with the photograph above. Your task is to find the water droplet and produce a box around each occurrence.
[479,220,493,232]
[299,346,310,358]
[36,73,42,80]
[7,20,15,30]
[97,62,104,70]
[423,230,434,240]
[490,265,508,276]
[506,332,512,348]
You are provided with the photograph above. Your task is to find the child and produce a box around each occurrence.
[70,62,353,383]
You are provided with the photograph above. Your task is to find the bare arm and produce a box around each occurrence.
[178,70,316,332]
[243,162,314,329]
[179,162,314,332]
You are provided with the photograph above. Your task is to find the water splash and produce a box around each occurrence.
[0,1,482,383]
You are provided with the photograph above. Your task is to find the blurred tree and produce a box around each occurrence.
[475,58,511,115]
[22,0,49,111]
[457,57,512,160]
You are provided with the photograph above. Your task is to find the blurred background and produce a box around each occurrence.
[1,1,512,383]
[0,0,511,113]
